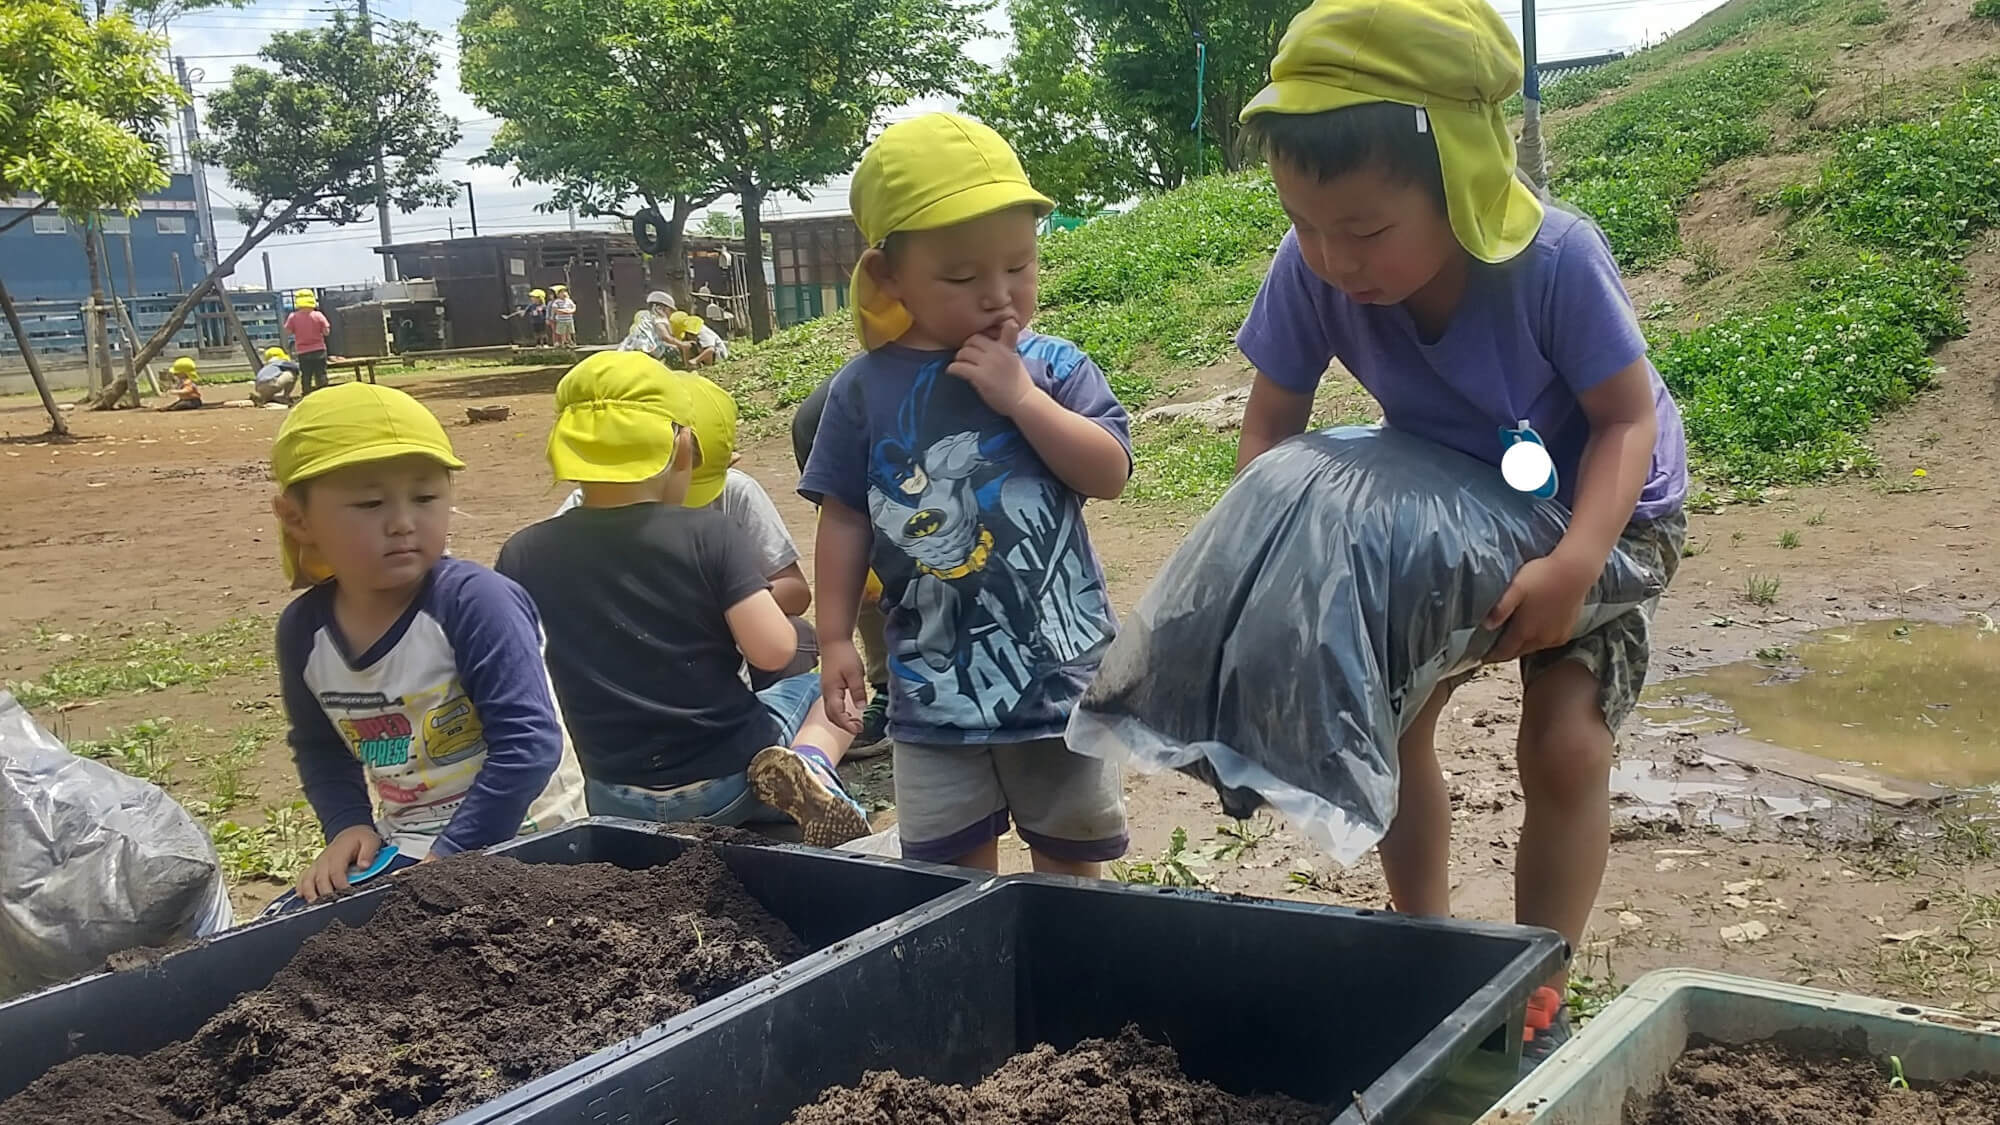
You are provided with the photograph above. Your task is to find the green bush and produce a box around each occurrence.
[715,315,854,419]
[1552,48,1813,268]
[1975,0,2000,20]
[1038,172,1288,307]
[1654,252,1963,483]
[1785,83,2000,256]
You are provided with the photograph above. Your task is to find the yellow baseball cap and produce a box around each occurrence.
[271,383,465,587]
[1242,0,1544,264]
[530,288,547,300]
[264,347,288,362]
[848,113,1053,349]
[546,352,736,507]
[668,310,691,335]
[682,315,705,337]
[171,356,196,375]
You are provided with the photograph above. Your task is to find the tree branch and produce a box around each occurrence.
[0,199,52,237]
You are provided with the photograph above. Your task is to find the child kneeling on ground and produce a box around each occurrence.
[497,352,870,847]
[800,113,1132,874]
[1231,0,1688,1065]
[268,384,586,911]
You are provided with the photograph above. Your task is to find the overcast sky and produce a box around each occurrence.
[182,0,1731,289]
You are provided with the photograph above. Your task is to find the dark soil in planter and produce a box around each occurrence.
[1631,1039,2000,1125]
[2,846,804,1125]
[785,1025,1324,1124]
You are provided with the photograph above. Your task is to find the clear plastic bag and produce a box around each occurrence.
[1069,428,1660,864]
[0,693,232,997]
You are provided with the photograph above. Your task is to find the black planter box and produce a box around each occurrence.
[0,818,978,1115]
[484,875,1567,1125]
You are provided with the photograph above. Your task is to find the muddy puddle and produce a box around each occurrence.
[1640,618,2000,794]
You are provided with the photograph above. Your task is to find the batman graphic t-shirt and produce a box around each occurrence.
[800,332,1131,746]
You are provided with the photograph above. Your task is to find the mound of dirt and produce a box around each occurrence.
[785,1025,1323,1125]
[1,847,806,1125]
[1631,1040,2000,1125]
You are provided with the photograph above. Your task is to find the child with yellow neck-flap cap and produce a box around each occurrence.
[266,383,584,912]
[799,113,1133,875]
[1231,0,1688,1067]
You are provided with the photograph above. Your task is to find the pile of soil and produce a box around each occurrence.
[1632,1040,2000,1124]
[2,847,805,1125]
[786,1025,1323,1124]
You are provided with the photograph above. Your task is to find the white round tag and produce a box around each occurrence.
[1501,440,1555,493]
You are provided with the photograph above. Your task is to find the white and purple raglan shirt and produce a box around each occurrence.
[278,557,585,858]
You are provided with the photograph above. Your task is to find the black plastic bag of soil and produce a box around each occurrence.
[0,693,231,997]
[1068,427,1659,864]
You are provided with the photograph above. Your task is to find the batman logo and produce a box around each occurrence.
[904,508,945,539]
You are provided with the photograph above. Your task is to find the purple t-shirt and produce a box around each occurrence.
[1237,207,1687,522]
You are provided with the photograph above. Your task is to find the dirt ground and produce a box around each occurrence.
[2,242,1997,1020]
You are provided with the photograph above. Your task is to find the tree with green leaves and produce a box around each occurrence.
[462,0,975,341]
[0,0,183,434]
[459,0,737,307]
[969,0,1302,210]
[129,12,458,374]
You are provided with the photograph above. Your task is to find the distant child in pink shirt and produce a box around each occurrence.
[284,289,333,394]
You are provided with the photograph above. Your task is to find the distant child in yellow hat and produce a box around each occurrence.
[157,356,203,412]
[497,352,870,846]
[549,284,577,347]
[282,289,332,394]
[265,383,584,912]
[1231,0,1690,1065]
[799,112,1132,875]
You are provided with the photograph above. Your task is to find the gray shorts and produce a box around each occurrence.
[894,738,1128,864]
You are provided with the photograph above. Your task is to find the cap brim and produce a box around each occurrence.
[901,179,1054,235]
[1240,83,1542,264]
[683,466,727,508]
[547,433,675,485]
[286,441,466,485]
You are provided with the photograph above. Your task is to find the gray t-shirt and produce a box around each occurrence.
[555,468,797,577]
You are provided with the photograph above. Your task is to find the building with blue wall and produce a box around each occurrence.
[0,172,205,302]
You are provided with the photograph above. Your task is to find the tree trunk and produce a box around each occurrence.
[81,222,116,392]
[0,275,70,438]
[131,202,302,375]
[214,281,265,372]
[739,178,772,342]
[667,196,696,309]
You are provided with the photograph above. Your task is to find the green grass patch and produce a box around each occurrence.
[713,315,854,423]
[1126,420,1240,506]
[1552,48,1819,268]
[1541,0,1833,112]
[211,801,322,884]
[1976,0,2000,20]
[72,718,181,787]
[5,617,271,709]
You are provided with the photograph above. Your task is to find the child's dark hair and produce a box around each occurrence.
[1245,103,1447,212]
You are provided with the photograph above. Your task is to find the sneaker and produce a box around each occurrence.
[748,746,871,847]
[844,686,892,760]
[1519,986,1573,1076]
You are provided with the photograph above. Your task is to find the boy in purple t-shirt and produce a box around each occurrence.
[1232,0,1687,1065]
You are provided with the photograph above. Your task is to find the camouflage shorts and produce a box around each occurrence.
[1519,510,1687,734]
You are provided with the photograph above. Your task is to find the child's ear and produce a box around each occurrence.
[860,247,899,301]
[272,490,313,546]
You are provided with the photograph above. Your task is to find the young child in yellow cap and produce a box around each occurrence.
[549,284,578,346]
[800,112,1132,874]
[266,383,584,912]
[157,356,203,412]
[497,352,870,846]
[1232,0,1689,1066]
[282,289,331,394]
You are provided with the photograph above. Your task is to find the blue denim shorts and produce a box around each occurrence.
[584,672,821,826]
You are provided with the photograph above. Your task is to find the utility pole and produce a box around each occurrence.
[172,57,220,271]
[360,0,398,280]
[455,179,479,237]
[1518,0,1549,192]
[263,251,274,291]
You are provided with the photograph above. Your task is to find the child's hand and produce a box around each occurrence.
[297,825,382,903]
[947,318,1034,416]
[820,639,868,736]
[1482,551,1602,664]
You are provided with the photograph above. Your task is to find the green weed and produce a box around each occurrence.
[211,801,321,884]
[1684,240,1724,284]
[1111,826,1208,888]
[1975,0,2000,21]
[1756,644,1790,660]
[5,617,271,709]
[1848,1,1888,24]
[1778,529,1802,548]
[1126,420,1239,506]
[71,719,179,787]
[1805,507,1828,525]
[1744,573,1783,606]
[1682,539,1708,557]
[1207,818,1276,864]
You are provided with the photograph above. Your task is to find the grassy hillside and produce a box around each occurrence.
[716,0,2000,499]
